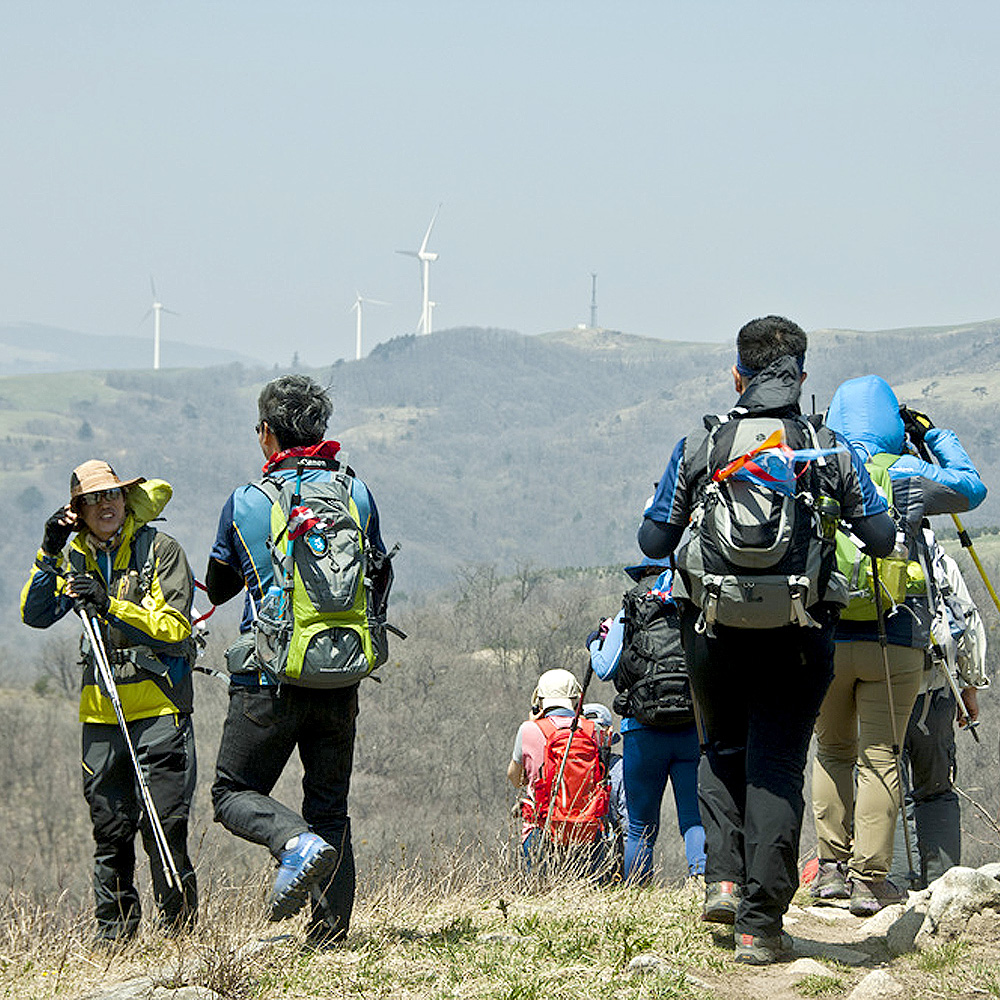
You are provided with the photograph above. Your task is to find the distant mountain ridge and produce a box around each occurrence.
[0,320,997,631]
[0,322,266,374]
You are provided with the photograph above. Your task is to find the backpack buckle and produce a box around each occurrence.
[788,575,820,628]
[700,577,722,637]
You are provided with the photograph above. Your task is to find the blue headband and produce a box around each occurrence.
[736,352,805,379]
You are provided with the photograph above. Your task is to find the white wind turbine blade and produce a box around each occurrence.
[418,202,442,256]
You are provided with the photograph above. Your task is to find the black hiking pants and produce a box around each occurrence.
[82,714,197,942]
[681,603,837,938]
[212,681,358,942]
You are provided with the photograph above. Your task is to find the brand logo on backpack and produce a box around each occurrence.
[676,412,847,633]
[524,716,609,846]
[252,461,397,689]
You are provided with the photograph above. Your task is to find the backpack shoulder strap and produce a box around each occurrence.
[255,476,286,506]
[535,716,557,740]
[68,546,86,575]
[867,452,901,475]
[132,525,157,598]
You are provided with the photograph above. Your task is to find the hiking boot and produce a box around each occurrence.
[270,833,339,922]
[849,877,907,917]
[811,860,851,901]
[734,930,794,965]
[702,880,741,925]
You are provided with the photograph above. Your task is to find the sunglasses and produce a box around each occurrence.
[80,488,123,506]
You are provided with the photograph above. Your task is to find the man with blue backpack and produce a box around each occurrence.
[638,316,895,964]
[206,374,392,947]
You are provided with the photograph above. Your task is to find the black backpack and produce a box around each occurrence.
[612,585,694,729]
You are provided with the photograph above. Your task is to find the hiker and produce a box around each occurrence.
[890,534,988,890]
[21,460,198,944]
[587,559,706,883]
[582,702,628,877]
[206,374,387,947]
[811,376,986,912]
[507,669,609,871]
[637,316,895,965]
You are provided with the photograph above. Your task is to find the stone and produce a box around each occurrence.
[978,862,1000,882]
[804,905,852,920]
[78,981,221,1000]
[914,866,1000,949]
[861,902,906,937]
[886,905,927,957]
[627,953,665,974]
[478,931,524,944]
[847,969,904,999]
[785,957,835,977]
[624,954,710,989]
[791,938,871,967]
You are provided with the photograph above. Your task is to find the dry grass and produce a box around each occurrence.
[0,846,723,1000]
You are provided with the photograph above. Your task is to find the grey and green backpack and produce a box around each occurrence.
[252,457,398,688]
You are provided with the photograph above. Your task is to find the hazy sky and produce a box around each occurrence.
[3,2,999,367]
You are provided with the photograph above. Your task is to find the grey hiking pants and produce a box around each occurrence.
[890,685,962,888]
[82,714,197,942]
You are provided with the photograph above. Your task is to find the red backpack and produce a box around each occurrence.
[523,716,609,846]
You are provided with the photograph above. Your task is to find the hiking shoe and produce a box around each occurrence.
[811,860,851,901]
[734,931,794,965]
[849,877,907,917]
[702,880,741,924]
[270,833,339,922]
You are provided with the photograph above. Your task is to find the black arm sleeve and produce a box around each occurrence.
[637,519,685,559]
[851,512,895,558]
[205,557,245,605]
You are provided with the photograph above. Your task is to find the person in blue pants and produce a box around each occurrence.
[588,558,706,882]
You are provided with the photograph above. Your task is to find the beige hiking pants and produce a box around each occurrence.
[812,641,923,881]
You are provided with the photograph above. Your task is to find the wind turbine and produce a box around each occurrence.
[396,203,441,335]
[142,277,179,370]
[350,293,388,360]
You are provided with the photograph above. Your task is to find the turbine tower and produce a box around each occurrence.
[396,203,441,335]
[142,277,179,370]
[351,293,388,360]
[590,272,598,329]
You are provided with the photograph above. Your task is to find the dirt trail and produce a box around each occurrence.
[686,895,1000,1000]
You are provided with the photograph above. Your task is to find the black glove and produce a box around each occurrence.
[42,507,75,556]
[900,405,934,445]
[68,573,110,616]
[585,629,601,650]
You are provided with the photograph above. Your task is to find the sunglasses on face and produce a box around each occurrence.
[80,488,123,506]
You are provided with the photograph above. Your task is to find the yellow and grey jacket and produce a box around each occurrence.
[21,480,195,724]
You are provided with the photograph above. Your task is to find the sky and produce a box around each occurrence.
[3,2,1000,368]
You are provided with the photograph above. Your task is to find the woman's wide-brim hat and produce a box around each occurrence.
[69,460,145,509]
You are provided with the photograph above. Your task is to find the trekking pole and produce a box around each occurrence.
[540,665,595,847]
[916,545,982,744]
[870,556,917,880]
[936,650,981,743]
[77,605,182,893]
[907,431,1000,619]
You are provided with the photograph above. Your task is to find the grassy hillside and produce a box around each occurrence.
[1,319,1000,667]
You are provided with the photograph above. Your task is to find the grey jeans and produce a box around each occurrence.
[82,713,197,941]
